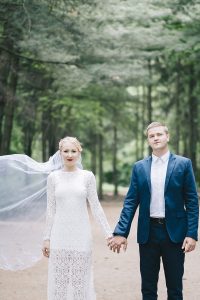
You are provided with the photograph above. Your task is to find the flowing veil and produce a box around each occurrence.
[0,151,82,271]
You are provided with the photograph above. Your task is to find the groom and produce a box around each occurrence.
[109,122,199,300]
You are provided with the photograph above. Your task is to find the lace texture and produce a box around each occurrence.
[43,173,56,240]
[86,172,113,238]
[44,170,112,300]
[48,250,94,300]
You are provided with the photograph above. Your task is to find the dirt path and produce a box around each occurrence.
[0,199,199,300]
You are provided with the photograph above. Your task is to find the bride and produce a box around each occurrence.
[0,136,113,300]
[42,137,113,299]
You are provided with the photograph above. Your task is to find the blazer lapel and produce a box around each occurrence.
[143,156,152,193]
[164,153,176,192]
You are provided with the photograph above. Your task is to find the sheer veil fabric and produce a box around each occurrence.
[0,151,82,271]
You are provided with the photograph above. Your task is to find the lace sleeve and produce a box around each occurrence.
[87,172,113,238]
[43,172,56,240]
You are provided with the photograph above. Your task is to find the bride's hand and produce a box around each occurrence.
[108,236,127,253]
[42,240,50,258]
[106,235,113,245]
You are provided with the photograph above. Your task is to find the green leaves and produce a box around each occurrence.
[1,0,200,186]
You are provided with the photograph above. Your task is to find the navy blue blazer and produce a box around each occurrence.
[114,153,199,244]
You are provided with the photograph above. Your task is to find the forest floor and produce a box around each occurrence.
[0,195,200,300]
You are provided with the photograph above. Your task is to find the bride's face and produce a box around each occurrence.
[61,141,80,167]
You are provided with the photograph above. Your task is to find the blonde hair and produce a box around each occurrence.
[59,137,82,152]
[146,122,169,136]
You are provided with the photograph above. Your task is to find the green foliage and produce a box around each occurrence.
[0,0,200,188]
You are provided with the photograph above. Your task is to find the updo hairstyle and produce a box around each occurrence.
[59,137,82,152]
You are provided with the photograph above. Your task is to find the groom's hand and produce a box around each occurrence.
[182,237,196,253]
[108,236,127,253]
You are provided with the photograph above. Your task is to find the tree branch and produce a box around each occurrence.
[0,46,82,68]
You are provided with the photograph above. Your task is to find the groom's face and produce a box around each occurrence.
[147,126,169,152]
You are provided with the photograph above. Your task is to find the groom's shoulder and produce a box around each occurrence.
[138,156,151,163]
[133,156,151,167]
[172,153,191,164]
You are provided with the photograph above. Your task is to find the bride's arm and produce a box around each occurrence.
[86,172,113,239]
[43,172,56,257]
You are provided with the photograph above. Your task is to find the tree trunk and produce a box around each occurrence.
[188,63,197,174]
[90,133,97,174]
[42,110,49,161]
[147,59,152,125]
[1,54,19,154]
[49,132,56,157]
[141,86,146,157]
[23,99,38,157]
[112,124,118,196]
[98,132,103,200]
[147,59,152,155]
[0,22,13,150]
[175,60,181,154]
[135,89,140,160]
[24,131,33,157]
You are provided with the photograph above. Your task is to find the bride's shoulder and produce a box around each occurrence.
[80,169,95,180]
[47,170,60,179]
[81,169,93,176]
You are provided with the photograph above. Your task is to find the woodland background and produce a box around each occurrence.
[0,0,200,197]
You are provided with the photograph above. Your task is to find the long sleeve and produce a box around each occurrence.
[184,159,199,240]
[87,172,113,238]
[113,164,139,238]
[43,172,56,240]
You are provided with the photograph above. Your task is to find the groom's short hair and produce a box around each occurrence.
[146,122,169,136]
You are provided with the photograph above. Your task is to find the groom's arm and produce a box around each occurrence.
[114,164,140,238]
[181,159,199,253]
[183,159,199,241]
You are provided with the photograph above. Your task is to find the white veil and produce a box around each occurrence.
[0,151,82,271]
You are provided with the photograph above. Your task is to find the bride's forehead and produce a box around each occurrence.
[62,141,78,150]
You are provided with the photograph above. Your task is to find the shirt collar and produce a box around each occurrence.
[152,151,170,163]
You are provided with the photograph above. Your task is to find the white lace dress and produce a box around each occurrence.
[44,169,112,300]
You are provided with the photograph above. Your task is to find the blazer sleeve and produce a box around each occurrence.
[113,164,139,238]
[184,159,199,240]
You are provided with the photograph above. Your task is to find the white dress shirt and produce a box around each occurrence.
[150,151,170,218]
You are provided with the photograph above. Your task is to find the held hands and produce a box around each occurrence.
[42,240,50,258]
[107,236,127,253]
[182,237,196,253]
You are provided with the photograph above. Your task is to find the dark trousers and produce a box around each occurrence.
[139,221,185,300]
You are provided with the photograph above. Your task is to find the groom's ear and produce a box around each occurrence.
[146,136,151,146]
[167,133,170,142]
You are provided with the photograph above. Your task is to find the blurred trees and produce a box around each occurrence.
[0,0,200,194]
